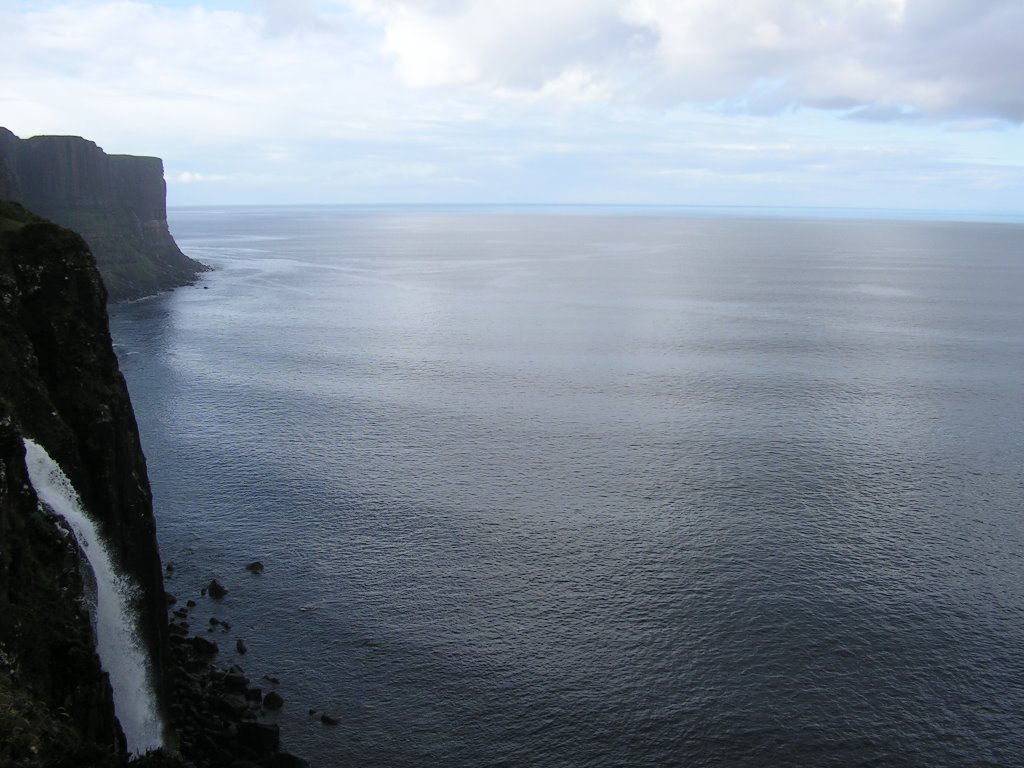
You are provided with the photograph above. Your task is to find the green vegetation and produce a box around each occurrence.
[0,676,120,768]
[0,201,35,233]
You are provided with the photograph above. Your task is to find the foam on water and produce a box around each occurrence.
[22,438,163,756]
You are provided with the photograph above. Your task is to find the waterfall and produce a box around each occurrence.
[22,438,164,756]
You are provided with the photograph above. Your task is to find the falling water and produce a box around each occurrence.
[22,438,164,755]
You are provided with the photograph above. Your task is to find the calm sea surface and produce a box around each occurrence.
[110,207,1024,767]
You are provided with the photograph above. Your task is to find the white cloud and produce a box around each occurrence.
[172,171,234,184]
[1,1,1021,208]
[347,0,1024,122]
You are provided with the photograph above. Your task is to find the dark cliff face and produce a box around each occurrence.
[0,127,208,302]
[0,201,170,761]
[0,413,125,766]
[0,128,21,200]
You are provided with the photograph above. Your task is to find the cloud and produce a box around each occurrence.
[172,171,234,184]
[1,1,1021,208]
[371,0,639,89]
[348,0,1024,122]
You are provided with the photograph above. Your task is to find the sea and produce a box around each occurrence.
[109,206,1024,767]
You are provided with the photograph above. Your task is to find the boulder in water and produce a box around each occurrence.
[224,672,249,691]
[263,691,284,710]
[190,636,219,656]
[245,561,265,574]
[207,579,228,599]
[236,638,248,655]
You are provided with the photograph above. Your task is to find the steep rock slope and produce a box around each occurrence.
[0,128,207,302]
[0,201,170,763]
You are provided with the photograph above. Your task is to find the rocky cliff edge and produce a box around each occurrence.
[0,128,208,302]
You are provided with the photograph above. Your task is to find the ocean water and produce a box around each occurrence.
[110,207,1024,767]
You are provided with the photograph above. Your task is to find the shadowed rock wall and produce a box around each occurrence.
[0,127,207,302]
[0,201,170,763]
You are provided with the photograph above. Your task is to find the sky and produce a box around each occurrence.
[2,0,1023,212]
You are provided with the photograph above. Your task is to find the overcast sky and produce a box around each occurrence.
[2,0,1023,212]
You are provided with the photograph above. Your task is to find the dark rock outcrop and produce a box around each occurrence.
[0,127,208,302]
[167,599,308,768]
[0,201,169,762]
[206,579,228,599]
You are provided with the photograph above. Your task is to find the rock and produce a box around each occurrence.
[264,675,280,685]
[0,198,169,760]
[184,655,210,673]
[236,639,247,655]
[320,713,339,726]
[166,562,175,573]
[0,129,209,301]
[213,693,250,719]
[236,721,280,754]
[244,561,264,574]
[263,691,284,710]
[268,754,310,768]
[209,617,221,626]
[190,636,219,656]
[166,592,178,606]
[244,687,262,702]
[224,672,249,691]
[207,579,228,599]
[186,599,197,608]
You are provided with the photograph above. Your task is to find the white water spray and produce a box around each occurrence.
[22,438,164,755]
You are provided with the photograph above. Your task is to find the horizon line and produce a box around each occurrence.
[165,202,1024,224]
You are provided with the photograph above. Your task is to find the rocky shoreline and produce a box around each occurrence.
[163,567,311,768]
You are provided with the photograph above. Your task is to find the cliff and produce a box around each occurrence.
[0,128,207,302]
[0,201,171,764]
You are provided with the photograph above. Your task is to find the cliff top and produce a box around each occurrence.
[0,127,208,301]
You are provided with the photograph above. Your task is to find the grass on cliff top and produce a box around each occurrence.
[0,201,36,234]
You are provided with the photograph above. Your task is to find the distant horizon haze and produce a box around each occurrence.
[165,201,1024,225]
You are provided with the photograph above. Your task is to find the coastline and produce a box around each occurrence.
[163,572,309,768]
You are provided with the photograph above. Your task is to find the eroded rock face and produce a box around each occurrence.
[0,411,125,764]
[0,127,208,302]
[0,201,170,759]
